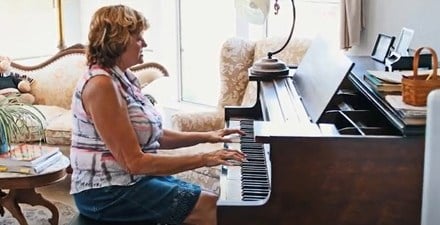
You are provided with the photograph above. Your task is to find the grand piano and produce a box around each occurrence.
[217,36,425,225]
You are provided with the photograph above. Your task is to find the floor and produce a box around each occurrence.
[36,173,75,208]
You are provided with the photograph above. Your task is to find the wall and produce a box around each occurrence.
[348,0,440,56]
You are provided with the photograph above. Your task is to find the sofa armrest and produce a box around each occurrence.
[171,110,224,132]
[131,62,169,88]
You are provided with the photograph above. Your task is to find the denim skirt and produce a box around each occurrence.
[73,175,201,224]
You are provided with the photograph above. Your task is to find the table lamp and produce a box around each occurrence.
[235,0,296,77]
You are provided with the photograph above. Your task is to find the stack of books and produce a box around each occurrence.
[364,71,402,94]
[385,95,427,125]
[364,69,440,94]
[0,144,62,175]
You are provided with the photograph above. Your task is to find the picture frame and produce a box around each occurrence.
[370,33,396,63]
[394,27,415,56]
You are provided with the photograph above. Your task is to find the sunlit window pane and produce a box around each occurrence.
[0,0,58,59]
[180,0,236,106]
[268,0,340,47]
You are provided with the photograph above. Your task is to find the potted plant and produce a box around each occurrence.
[0,94,45,153]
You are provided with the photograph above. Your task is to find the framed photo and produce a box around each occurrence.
[394,27,415,56]
[370,33,395,63]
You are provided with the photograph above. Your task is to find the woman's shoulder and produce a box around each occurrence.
[89,64,112,77]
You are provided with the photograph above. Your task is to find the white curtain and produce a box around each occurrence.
[340,0,364,49]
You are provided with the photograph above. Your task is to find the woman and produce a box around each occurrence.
[70,5,246,225]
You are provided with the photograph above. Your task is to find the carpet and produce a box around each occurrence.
[0,201,77,225]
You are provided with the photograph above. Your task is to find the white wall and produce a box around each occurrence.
[348,0,440,56]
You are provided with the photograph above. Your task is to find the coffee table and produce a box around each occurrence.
[0,155,70,225]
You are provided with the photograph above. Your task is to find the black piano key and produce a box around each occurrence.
[243,197,265,201]
[242,168,267,173]
[242,167,266,171]
[242,169,267,173]
[242,185,269,190]
[243,161,266,165]
[242,182,270,187]
[242,194,269,199]
[242,169,268,174]
[242,177,268,181]
[242,180,269,184]
[244,157,265,161]
[242,189,269,194]
[242,185,270,190]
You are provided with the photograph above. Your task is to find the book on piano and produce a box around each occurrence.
[363,73,401,93]
[385,95,426,125]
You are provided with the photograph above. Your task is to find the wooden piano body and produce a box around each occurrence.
[217,37,425,225]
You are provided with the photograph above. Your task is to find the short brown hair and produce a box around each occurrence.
[86,5,149,68]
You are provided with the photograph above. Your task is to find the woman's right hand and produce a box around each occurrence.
[202,149,247,167]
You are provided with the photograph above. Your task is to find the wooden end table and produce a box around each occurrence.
[0,155,70,225]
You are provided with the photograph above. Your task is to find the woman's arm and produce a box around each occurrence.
[82,75,245,176]
[158,128,244,149]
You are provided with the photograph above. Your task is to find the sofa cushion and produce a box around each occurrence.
[35,105,69,121]
[45,111,72,145]
[9,105,67,143]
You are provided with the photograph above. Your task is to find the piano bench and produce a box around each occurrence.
[69,213,161,225]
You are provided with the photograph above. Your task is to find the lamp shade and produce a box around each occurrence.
[235,0,270,25]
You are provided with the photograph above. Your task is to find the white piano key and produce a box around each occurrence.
[226,165,242,180]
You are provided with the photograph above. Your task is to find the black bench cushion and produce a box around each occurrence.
[69,213,163,225]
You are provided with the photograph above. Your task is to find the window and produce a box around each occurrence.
[178,0,236,106]
[179,0,340,107]
[267,0,340,46]
[0,0,58,60]
[1,0,340,108]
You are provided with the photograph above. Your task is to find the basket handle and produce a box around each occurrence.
[412,47,439,80]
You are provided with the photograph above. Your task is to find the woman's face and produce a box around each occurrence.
[119,32,147,70]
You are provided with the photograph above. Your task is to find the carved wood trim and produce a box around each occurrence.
[10,43,169,77]
[10,44,86,71]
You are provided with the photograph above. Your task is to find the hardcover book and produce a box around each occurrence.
[385,95,426,125]
[0,144,60,167]
[0,151,62,174]
[364,73,402,93]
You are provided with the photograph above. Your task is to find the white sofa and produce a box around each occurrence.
[9,44,168,146]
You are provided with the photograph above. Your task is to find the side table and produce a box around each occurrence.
[0,155,70,225]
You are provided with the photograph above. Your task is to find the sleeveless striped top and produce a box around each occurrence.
[70,65,163,194]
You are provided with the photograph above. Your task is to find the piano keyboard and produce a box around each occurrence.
[218,119,271,206]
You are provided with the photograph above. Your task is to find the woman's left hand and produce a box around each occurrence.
[206,128,245,143]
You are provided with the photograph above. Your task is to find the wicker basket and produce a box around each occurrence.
[401,47,440,106]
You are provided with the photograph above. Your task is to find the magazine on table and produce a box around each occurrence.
[0,144,60,167]
[0,151,63,175]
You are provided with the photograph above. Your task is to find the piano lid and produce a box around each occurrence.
[292,35,355,123]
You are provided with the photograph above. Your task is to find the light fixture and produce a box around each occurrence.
[235,0,296,77]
